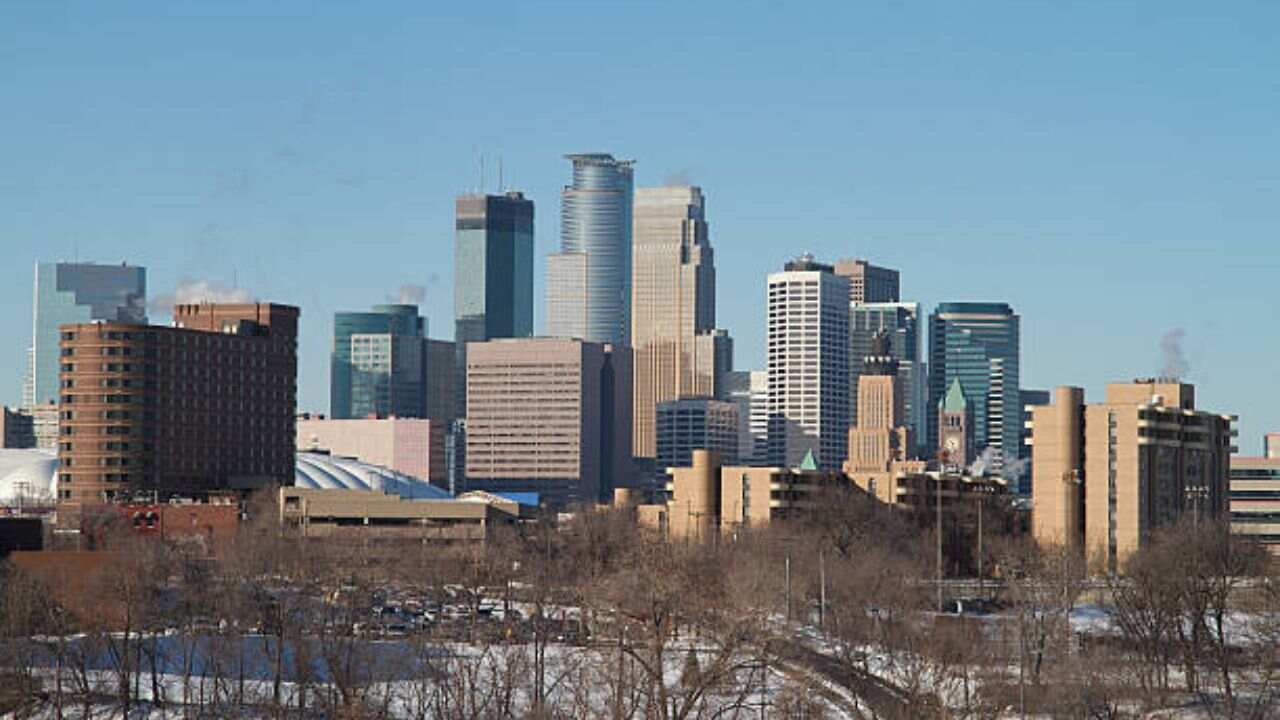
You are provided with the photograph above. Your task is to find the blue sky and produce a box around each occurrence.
[2,1,1277,451]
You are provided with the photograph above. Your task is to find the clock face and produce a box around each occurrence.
[945,436,960,452]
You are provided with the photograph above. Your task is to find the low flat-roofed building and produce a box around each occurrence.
[1230,451,1280,554]
[278,486,517,542]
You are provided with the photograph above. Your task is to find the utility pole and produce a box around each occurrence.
[936,474,944,612]
[818,549,827,630]
[784,555,792,623]
[977,490,984,598]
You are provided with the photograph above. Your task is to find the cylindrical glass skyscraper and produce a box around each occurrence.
[546,153,634,345]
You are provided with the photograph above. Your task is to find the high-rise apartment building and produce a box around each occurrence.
[767,256,851,470]
[723,370,768,466]
[57,303,299,504]
[1030,381,1235,573]
[26,262,147,407]
[630,185,730,458]
[655,397,738,475]
[928,303,1021,477]
[464,338,632,505]
[834,258,900,305]
[850,302,924,456]
[546,153,634,345]
[330,304,453,421]
[454,192,535,415]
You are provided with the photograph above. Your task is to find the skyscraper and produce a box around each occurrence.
[767,256,851,470]
[26,261,147,407]
[454,191,535,414]
[546,153,634,345]
[330,304,453,421]
[927,302,1021,477]
[850,302,924,456]
[630,185,727,459]
[834,258,900,305]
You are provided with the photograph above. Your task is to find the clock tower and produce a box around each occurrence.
[938,379,971,469]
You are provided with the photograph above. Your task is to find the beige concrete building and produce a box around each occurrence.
[1030,380,1236,573]
[1229,450,1280,554]
[638,449,845,541]
[297,417,446,487]
[278,486,517,542]
[630,186,729,460]
[465,337,632,506]
[843,332,926,504]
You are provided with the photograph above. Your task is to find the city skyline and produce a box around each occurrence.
[2,3,1278,452]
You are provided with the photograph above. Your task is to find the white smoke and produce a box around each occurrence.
[389,284,427,306]
[1160,328,1189,379]
[149,278,253,314]
[1002,456,1031,483]
[967,447,999,477]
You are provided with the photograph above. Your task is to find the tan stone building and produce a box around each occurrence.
[1030,380,1235,573]
[297,417,447,487]
[1229,449,1280,554]
[465,337,631,506]
[843,332,926,504]
[637,449,845,541]
[630,186,729,461]
[833,258,900,305]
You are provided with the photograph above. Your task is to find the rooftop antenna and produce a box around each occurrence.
[498,155,504,193]
[479,153,485,194]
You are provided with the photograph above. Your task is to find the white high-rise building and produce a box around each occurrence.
[766,256,851,470]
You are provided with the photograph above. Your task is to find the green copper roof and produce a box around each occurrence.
[799,449,819,471]
[941,379,968,411]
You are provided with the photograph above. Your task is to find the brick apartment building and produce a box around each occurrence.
[57,303,299,505]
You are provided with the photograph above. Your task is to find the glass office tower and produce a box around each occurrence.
[454,191,535,415]
[927,302,1021,479]
[25,261,147,406]
[546,153,634,345]
[331,304,427,419]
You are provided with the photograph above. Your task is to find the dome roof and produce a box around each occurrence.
[0,450,451,506]
[0,449,58,504]
[294,452,451,499]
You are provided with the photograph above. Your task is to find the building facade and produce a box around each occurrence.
[546,153,635,345]
[724,370,768,466]
[1,408,34,449]
[833,258,900,305]
[927,302,1021,478]
[27,261,147,408]
[1229,451,1280,555]
[464,338,632,505]
[297,417,447,487]
[766,256,850,470]
[1030,381,1236,573]
[57,303,299,505]
[630,185,726,459]
[850,302,923,455]
[330,304,452,421]
[454,192,535,415]
[655,397,738,476]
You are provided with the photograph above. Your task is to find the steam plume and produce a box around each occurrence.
[1160,328,1189,379]
[149,278,253,315]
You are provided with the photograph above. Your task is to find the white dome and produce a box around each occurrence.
[294,452,451,499]
[0,449,58,505]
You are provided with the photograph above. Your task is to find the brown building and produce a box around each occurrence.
[278,486,517,542]
[57,303,299,505]
[1030,380,1236,573]
[833,258,900,305]
[465,337,632,506]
